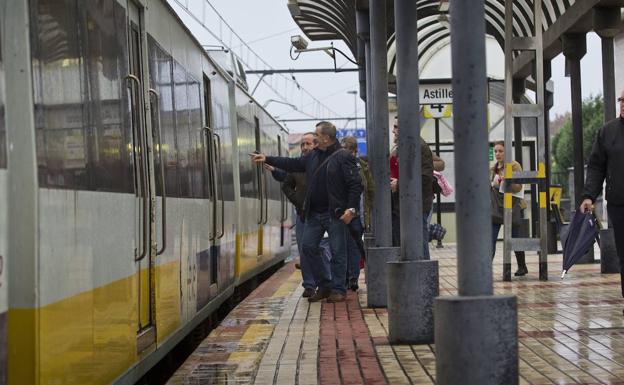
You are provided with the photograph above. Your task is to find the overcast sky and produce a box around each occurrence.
[170,0,608,133]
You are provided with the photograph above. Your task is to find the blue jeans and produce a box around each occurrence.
[296,217,315,290]
[301,211,349,294]
[347,217,364,280]
[297,217,332,289]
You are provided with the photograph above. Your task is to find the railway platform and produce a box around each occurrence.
[169,244,624,385]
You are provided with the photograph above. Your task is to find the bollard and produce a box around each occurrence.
[388,260,438,344]
[436,296,518,385]
[366,247,399,308]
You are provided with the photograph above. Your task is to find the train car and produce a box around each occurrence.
[4,0,291,384]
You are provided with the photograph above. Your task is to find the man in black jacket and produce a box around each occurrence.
[581,90,624,304]
[251,121,362,302]
[280,133,332,297]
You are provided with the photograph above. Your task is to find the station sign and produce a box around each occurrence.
[419,83,453,104]
[423,104,452,119]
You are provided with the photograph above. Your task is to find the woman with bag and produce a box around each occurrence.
[490,140,528,276]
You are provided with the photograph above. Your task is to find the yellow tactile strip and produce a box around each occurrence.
[168,263,304,384]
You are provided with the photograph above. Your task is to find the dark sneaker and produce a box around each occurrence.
[295,263,301,270]
[348,278,359,291]
[302,288,315,298]
[327,292,346,303]
[308,289,331,302]
[514,266,528,276]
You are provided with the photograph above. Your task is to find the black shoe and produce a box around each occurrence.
[348,278,359,291]
[308,289,331,302]
[302,288,315,298]
[327,291,346,303]
[514,266,528,276]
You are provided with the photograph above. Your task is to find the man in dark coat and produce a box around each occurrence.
[251,121,362,302]
[280,133,331,297]
[581,89,624,309]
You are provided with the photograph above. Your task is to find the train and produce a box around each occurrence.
[1,0,292,384]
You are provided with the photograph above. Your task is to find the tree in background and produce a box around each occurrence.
[551,94,604,198]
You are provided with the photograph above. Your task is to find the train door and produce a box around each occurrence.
[199,74,220,308]
[127,1,157,353]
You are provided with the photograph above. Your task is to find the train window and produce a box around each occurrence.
[31,0,133,192]
[188,78,204,198]
[147,37,178,197]
[203,75,212,128]
[212,100,234,202]
[32,0,89,190]
[237,114,255,198]
[173,63,191,198]
[84,0,133,192]
[202,75,214,200]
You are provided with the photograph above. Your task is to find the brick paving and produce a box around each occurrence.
[169,243,624,385]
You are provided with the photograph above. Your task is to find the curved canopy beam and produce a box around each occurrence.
[289,0,575,69]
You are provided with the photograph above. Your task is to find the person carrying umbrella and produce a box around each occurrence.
[580,89,624,309]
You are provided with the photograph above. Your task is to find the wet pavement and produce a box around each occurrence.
[168,243,624,385]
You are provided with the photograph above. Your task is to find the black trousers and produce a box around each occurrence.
[608,204,624,297]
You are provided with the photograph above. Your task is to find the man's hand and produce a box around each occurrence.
[263,163,275,172]
[250,153,266,163]
[390,178,398,192]
[340,209,355,224]
[580,198,593,213]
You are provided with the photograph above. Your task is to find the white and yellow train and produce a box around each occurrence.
[1,0,292,383]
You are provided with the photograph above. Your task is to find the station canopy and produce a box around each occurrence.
[288,0,587,75]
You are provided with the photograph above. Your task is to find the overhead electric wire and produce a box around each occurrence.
[169,0,344,120]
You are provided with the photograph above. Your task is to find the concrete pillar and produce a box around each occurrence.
[595,7,620,272]
[435,1,518,383]
[387,0,439,344]
[562,34,586,209]
[563,33,593,264]
[368,0,392,248]
[366,0,394,308]
[357,9,375,237]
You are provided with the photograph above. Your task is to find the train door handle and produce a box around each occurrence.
[126,74,149,262]
[150,89,167,256]
[212,132,225,239]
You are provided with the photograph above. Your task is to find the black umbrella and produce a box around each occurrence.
[561,211,600,278]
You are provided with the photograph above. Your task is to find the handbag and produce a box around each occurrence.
[428,223,447,242]
[433,171,453,197]
[490,186,522,225]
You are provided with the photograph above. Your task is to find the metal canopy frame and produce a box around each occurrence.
[289,0,583,70]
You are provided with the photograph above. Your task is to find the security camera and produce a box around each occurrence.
[290,35,309,50]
